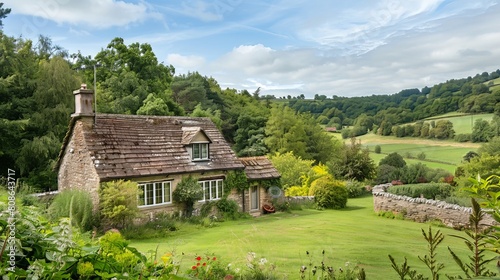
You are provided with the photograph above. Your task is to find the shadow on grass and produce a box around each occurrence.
[340,205,366,211]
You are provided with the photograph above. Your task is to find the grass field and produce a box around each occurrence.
[354,133,480,174]
[129,196,494,279]
[369,153,456,173]
[424,113,494,135]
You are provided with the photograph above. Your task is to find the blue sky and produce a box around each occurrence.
[2,0,500,98]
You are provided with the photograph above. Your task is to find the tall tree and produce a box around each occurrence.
[330,138,376,181]
[472,119,494,143]
[18,57,79,189]
[265,105,308,160]
[169,72,209,112]
[0,2,11,28]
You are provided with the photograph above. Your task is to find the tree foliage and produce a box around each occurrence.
[0,3,11,28]
[172,175,203,217]
[379,152,406,168]
[99,180,140,229]
[330,138,376,181]
[269,152,314,190]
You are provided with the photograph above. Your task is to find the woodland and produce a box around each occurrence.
[1,4,500,191]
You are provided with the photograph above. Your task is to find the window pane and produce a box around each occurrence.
[218,180,223,198]
[164,182,171,203]
[251,186,258,209]
[146,183,154,205]
[211,181,217,199]
[155,183,163,204]
[204,181,210,200]
[193,144,200,159]
[201,143,208,158]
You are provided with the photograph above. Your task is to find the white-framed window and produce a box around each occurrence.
[138,181,172,207]
[192,143,209,160]
[199,179,223,202]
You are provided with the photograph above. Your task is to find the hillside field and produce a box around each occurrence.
[329,112,490,172]
[423,113,494,135]
[360,133,479,172]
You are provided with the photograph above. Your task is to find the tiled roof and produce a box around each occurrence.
[58,114,244,180]
[239,156,281,180]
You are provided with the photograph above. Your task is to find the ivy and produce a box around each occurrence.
[224,170,248,193]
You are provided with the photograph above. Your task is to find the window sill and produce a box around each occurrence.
[138,202,173,209]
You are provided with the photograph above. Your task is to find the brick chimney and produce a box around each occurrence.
[72,84,94,117]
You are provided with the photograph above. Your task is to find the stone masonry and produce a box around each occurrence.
[373,183,496,229]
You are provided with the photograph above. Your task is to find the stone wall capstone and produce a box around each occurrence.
[372,183,496,229]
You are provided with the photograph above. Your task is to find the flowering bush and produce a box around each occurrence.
[187,254,235,279]
[240,252,279,280]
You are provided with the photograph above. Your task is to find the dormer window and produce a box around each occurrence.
[192,142,209,160]
[182,126,212,162]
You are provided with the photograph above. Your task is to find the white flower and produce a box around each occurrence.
[247,252,256,262]
[259,258,268,265]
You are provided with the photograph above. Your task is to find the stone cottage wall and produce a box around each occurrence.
[58,118,101,206]
[372,183,496,229]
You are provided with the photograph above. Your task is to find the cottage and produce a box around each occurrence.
[231,156,281,215]
[55,85,280,218]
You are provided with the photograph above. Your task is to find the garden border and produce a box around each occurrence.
[372,183,496,229]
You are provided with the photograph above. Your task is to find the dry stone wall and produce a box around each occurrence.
[372,183,496,229]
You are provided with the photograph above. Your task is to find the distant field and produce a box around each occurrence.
[370,152,457,173]
[485,76,500,91]
[416,113,493,135]
[355,133,481,173]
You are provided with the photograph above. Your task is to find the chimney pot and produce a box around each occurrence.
[72,86,94,118]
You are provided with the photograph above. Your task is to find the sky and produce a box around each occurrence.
[2,0,500,98]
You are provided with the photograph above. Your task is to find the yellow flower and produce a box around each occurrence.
[161,252,173,264]
[77,261,94,276]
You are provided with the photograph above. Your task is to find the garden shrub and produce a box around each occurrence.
[387,183,453,200]
[443,196,472,207]
[454,133,472,142]
[285,185,308,196]
[311,177,348,209]
[199,197,244,221]
[172,175,203,218]
[425,168,453,183]
[345,180,368,198]
[215,197,241,220]
[121,213,178,240]
[272,198,291,212]
[100,180,140,229]
[48,189,95,232]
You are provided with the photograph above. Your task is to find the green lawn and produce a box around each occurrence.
[369,153,456,173]
[130,196,494,279]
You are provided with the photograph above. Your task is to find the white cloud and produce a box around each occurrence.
[205,0,500,98]
[166,54,205,74]
[3,0,156,28]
